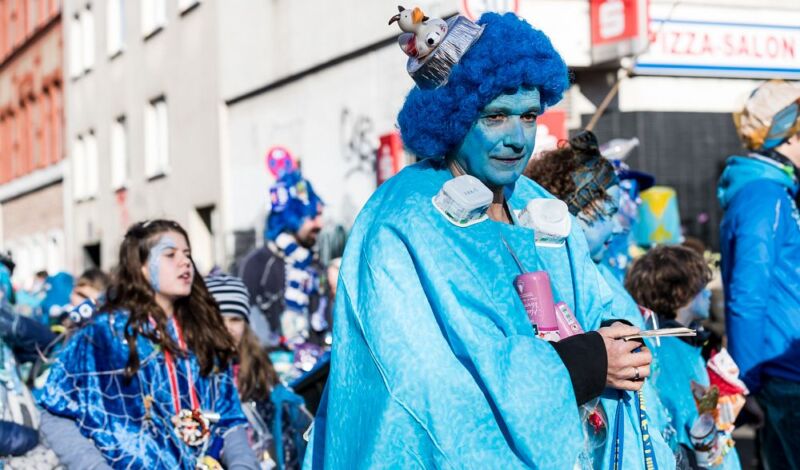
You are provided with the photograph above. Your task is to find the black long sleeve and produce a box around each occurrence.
[550,331,607,406]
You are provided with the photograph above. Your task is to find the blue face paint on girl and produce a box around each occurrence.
[689,287,712,321]
[451,88,541,190]
[576,185,623,263]
[147,236,177,293]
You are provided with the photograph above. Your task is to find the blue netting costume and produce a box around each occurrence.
[36,311,247,469]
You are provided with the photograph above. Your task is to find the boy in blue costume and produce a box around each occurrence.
[717,79,800,468]
[305,11,657,469]
[627,246,743,469]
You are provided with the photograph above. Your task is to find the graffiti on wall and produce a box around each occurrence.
[340,108,378,178]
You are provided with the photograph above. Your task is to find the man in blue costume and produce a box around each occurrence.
[305,12,656,469]
[238,170,330,352]
[718,79,800,468]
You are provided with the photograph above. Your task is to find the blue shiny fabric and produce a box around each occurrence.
[651,338,741,469]
[306,158,660,469]
[595,264,676,469]
[36,311,247,469]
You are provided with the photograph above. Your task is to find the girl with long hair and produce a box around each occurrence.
[205,274,311,470]
[36,219,259,469]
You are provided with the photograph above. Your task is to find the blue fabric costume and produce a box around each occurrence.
[305,10,675,469]
[0,264,13,306]
[717,154,800,392]
[594,264,675,469]
[36,311,247,469]
[650,337,742,469]
[306,158,673,469]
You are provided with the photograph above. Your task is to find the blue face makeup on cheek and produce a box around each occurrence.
[147,236,177,293]
[452,88,541,189]
[578,186,622,262]
[690,288,712,320]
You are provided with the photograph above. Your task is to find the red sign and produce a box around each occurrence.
[376,132,404,186]
[591,0,640,46]
[264,146,297,179]
[533,109,567,155]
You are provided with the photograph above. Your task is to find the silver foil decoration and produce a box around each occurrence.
[408,16,485,90]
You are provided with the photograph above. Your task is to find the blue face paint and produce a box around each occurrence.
[451,88,541,190]
[689,287,712,320]
[147,236,177,293]
[577,185,622,262]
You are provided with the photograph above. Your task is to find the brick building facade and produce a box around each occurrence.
[0,0,65,284]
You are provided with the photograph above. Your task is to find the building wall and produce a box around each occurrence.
[2,182,65,281]
[223,46,412,246]
[63,0,222,273]
[0,0,61,60]
[0,1,64,284]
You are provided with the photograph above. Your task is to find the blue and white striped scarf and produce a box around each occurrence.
[272,233,318,343]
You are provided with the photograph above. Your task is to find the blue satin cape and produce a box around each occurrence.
[306,159,659,469]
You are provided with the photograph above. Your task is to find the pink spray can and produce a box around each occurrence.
[513,271,560,341]
[555,301,584,339]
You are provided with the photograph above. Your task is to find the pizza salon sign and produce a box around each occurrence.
[635,18,800,78]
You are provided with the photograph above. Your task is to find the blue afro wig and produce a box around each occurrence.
[398,12,570,159]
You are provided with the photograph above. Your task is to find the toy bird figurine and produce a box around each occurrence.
[388,5,448,59]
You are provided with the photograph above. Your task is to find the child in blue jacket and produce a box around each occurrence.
[627,246,743,469]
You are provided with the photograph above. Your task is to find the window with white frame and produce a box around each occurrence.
[72,136,86,200]
[85,131,99,197]
[81,6,95,71]
[69,14,83,78]
[110,116,128,190]
[141,0,167,37]
[178,0,199,14]
[106,0,125,56]
[144,97,169,178]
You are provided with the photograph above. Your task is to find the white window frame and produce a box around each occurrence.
[81,5,95,72]
[178,0,199,14]
[69,13,83,78]
[72,136,86,200]
[110,116,128,190]
[141,0,167,37]
[85,131,99,197]
[144,97,169,178]
[106,0,125,56]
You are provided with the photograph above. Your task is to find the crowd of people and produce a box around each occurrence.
[0,8,798,470]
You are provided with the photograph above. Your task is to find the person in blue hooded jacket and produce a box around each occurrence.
[304,11,656,469]
[717,79,800,469]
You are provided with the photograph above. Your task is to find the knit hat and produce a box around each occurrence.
[735,79,800,151]
[205,274,251,322]
[265,170,324,241]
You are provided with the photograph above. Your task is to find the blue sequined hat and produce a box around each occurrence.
[265,171,323,241]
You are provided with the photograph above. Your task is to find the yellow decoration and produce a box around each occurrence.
[640,187,674,219]
[651,224,674,243]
